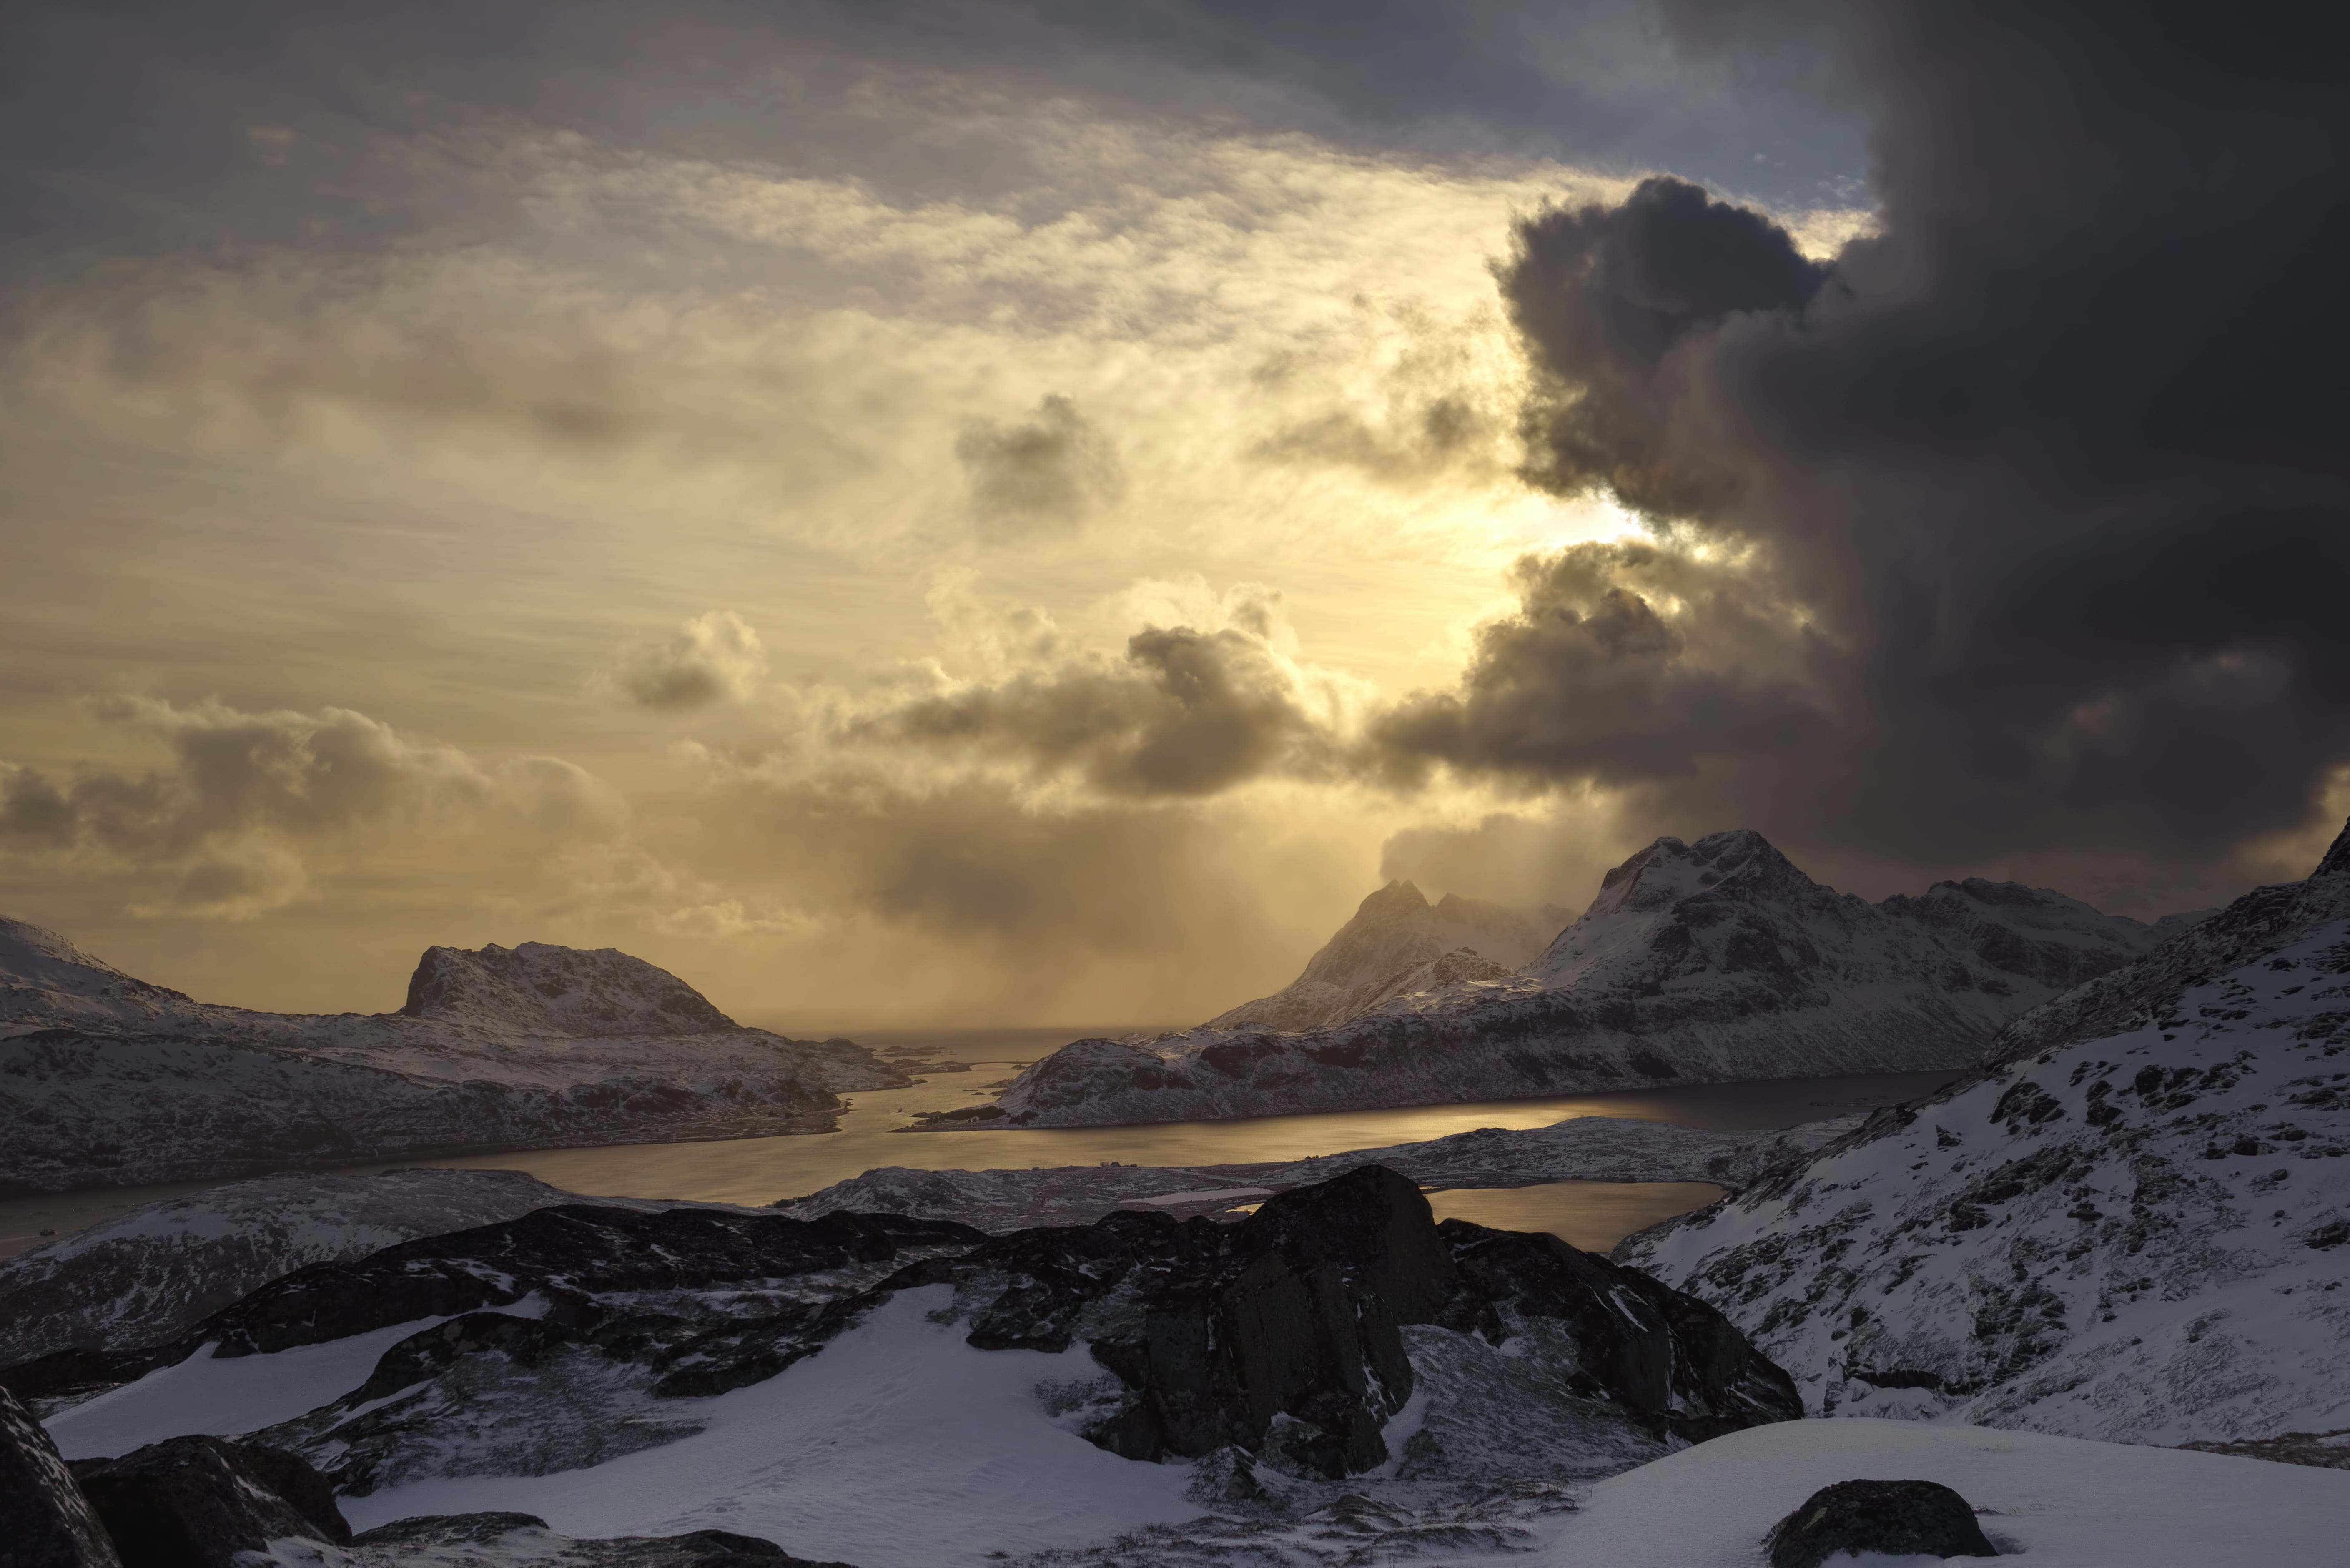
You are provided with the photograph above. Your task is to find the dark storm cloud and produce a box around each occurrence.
[1374,2,2350,886]
[1366,539,1822,788]
[859,621,1331,797]
[955,395,1124,541]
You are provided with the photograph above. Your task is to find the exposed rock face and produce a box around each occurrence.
[1623,816,2350,1450]
[1209,883,1568,1032]
[67,1436,347,1568]
[999,830,2175,1126]
[887,1166,1799,1478]
[0,1384,121,1568]
[400,942,739,1035]
[1763,1478,1996,1568]
[0,922,905,1194]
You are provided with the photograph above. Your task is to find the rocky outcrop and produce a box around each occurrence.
[0,922,906,1194]
[1621,816,2350,1450]
[67,1436,346,1568]
[1764,1479,1996,1568]
[997,830,2176,1126]
[1209,883,1568,1032]
[0,1384,121,1568]
[0,1168,612,1369]
[884,1166,1798,1477]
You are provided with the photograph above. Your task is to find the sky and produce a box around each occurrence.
[2,1,2345,1030]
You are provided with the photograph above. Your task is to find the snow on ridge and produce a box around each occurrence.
[994,828,2174,1129]
[398,941,740,1037]
[1620,817,2350,1450]
[1207,881,1568,1033]
[0,915,186,1002]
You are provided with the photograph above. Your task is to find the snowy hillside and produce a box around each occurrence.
[28,1168,1801,1568]
[0,923,905,1193]
[1620,817,2350,1453]
[1209,883,1568,1032]
[997,830,2174,1127]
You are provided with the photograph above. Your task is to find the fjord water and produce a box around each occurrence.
[0,1024,1961,1257]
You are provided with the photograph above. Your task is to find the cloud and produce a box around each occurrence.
[4,698,627,919]
[612,611,770,711]
[954,394,1124,540]
[836,582,1357,797]
[1432,2,2350,884]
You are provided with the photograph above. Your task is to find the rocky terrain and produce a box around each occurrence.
[0,1169,763,1370]
[13,1167,1801,1567]
[1208,883,1569,1033]
[993,830,2181,1127]
[0,921,906,1193]
[1621,817,2350,1454]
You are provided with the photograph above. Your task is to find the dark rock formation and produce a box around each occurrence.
[0,1385,122,1568]
[881,1165,1799,1477]
[350,1512,862,1566]
[66,1437,347,1568]
[3,1206,983,1408]
[1764,1478,1997,1568]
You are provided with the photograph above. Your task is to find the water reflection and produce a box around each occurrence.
[1426,1182,1728,1252]
[0,1025,1958,1259]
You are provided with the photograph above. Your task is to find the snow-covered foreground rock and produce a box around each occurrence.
[22,1168,1801,1568]
[993,830,2179,1127]
[1622,816,2350,1452]
[1532,1415,2350,1568]
[782,1113,1858,1232]
[0,920,905,1192]
[0,1169,762,1370]
[1208,882,1569,1034]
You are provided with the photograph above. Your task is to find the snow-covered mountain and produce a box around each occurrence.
[1208,883,1569,1032]
[0,921,905,1193]
[995,830,2177,1127]
[1619,816,2350,1457]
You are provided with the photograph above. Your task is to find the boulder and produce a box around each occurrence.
[1764,1478,1998,1568]
[0,1385,121,1568]
[66,1436,348,1568]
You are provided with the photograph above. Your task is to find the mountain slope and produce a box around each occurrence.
[1208,883,1568,1032]
[1618,816,2350,1452]
[0,925,903,1193]
[996,830,2172,1127]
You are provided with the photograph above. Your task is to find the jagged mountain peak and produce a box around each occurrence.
[397,940,739,1036]
[1353,879,1431,919]
[1583,828,1814,918]
[0,915,185,1002]
[2318,813,2350,878]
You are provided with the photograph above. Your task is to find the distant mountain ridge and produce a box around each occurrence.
[0,922,903,1193]
[1208,882,1569,1033]
[993,830,2190,1127]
